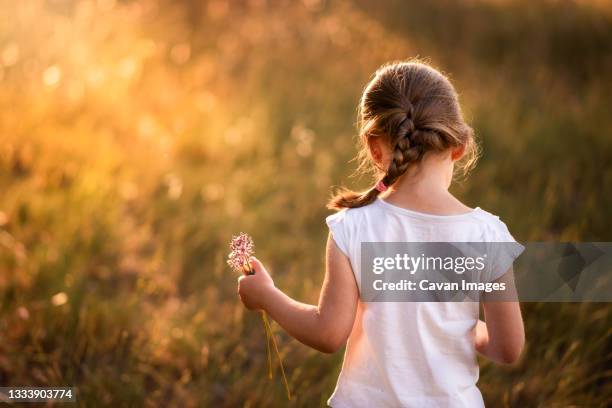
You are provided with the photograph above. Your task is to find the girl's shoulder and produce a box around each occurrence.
[325,206,365,234]
[470,207,518,242]
[325,203,378,256]
[326,202,519,244]
[325,200,381,231]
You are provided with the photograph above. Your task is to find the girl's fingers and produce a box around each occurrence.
[242,264,252,276]
[250,256,263,273]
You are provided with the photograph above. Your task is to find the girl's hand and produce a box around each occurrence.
[237,257,276,311]
[474,319,489,352]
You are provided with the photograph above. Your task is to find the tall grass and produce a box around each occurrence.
[0,0,610,406]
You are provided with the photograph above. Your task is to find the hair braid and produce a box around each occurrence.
[383,106,423,187]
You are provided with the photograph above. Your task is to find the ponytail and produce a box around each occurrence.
[327,186,381,211]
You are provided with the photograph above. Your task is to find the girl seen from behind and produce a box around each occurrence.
[237,59,525,407]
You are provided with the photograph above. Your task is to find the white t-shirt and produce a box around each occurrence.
[325,197,521,408]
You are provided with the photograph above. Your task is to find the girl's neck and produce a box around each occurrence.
[381,157,473,215]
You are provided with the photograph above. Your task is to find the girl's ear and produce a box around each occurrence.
[451,145,465,161]
[368,137,383,163]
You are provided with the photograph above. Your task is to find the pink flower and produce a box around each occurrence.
[227,232,255,274]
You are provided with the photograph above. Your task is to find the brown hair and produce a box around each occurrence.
[328,59,478,211]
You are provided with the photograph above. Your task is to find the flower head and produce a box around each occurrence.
[227,232,255,274]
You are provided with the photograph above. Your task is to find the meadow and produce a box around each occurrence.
[0,0,611,406]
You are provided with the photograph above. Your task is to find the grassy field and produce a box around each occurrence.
[0,0,611,406]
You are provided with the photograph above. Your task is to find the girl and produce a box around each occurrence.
[237,60,525,407]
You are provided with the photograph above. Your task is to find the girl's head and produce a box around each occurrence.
[328,59,478,210]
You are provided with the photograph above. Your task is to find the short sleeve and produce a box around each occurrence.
[487,219,525,282]
[325,210,350,257]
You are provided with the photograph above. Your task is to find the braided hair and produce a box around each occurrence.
[328,59,478,210]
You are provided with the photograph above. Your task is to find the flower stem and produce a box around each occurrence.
[261,312,291,400]
[261,311,273,379]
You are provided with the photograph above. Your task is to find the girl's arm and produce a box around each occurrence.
[475,269,525,364]
[237,233,359,353]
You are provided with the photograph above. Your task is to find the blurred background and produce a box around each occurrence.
[0,0,611,406]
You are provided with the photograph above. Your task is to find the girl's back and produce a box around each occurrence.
[326,198,517,407]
